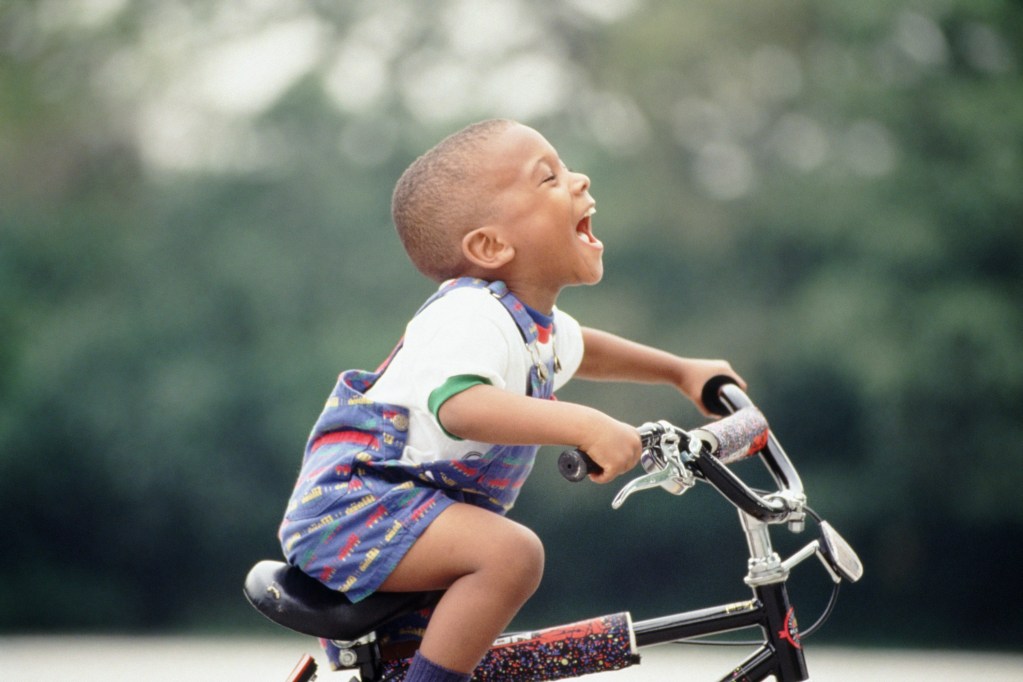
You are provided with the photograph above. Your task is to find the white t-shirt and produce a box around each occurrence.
[366,286,584,466]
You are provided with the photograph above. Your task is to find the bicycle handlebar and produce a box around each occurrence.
[557,403,769,482]
[559,376,806,523]
[712,379,806,512]
[691,406,770,465]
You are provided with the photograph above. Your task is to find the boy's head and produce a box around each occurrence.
[392,120,603,307]
[392,119,516,282]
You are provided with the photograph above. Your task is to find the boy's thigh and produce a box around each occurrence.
[379,502,542,593]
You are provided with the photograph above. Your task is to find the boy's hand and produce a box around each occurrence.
[676,359,746,417]
[579,417,642,484]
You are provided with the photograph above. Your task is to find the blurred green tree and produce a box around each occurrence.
[1,0,1020,647]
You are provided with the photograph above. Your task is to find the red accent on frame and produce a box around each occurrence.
[777,607,802,649]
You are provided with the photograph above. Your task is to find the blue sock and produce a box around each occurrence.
[403,651,471,682]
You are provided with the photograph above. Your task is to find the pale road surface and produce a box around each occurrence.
[2,637,1021,681]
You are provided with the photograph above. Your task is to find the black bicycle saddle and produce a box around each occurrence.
[243,560,443,641]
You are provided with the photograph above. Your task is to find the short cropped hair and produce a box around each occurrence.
[392,119,515,282]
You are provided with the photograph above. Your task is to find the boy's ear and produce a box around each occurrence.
[461,226,515,271]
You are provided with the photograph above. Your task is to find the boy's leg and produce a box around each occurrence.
[378,502,545,674]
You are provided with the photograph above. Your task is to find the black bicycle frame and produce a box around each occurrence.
[632,580,807,682]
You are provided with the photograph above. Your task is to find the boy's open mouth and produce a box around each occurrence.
[575,207,602,247]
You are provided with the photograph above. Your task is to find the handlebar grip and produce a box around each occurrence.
[694,406,770,465]
[558,449,603,482]
[700,374,741,417]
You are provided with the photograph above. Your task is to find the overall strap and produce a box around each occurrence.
[466,279,557,398]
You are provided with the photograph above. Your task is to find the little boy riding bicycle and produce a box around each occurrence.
[278,118,745,681]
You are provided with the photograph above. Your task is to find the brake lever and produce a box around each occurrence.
[611,463,681,509]
[611,424,698,509]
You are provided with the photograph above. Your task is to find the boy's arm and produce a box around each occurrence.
[574,327,745,416]
[438,385,640,484]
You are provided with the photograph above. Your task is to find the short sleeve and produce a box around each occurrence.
[403,309,514,393]
[368,288,522,417]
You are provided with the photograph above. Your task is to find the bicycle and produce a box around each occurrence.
[244,377,863,681]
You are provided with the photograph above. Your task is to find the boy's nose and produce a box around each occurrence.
[571,171,591,193]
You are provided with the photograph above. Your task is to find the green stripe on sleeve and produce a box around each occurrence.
[428,374,492,440]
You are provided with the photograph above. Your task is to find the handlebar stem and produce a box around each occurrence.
[741,510,838,588]
[740,512,789,588]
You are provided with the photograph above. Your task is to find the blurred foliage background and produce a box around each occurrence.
[2,0,1021,652]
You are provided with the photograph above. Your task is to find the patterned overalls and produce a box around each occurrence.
[278,278,557,609]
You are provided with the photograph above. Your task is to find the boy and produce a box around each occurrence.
[279,119,745,681]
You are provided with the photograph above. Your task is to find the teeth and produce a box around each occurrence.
[586,207,596,217]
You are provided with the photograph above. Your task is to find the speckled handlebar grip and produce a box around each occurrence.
[698,406,770,464]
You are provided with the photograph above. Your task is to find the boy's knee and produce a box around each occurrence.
[502,524,545,595]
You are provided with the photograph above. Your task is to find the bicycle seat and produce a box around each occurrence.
[243,560,443,641]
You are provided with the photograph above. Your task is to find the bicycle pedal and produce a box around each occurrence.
[285,654,318,682]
